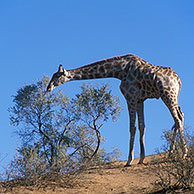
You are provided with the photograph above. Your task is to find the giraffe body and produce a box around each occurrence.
[47,54,187,166]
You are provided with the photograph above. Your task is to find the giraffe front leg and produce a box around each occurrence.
[125,106,137,167]
[137,101,145,164]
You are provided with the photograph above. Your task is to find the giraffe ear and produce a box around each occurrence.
[58,64,63,72]
[63,68,68,75]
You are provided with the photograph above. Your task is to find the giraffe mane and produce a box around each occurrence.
[71,54,134,71]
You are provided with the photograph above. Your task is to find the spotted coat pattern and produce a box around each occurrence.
[47,54,187,166]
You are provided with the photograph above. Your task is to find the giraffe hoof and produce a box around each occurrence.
[138,162,146,165]
[124,163,131,167]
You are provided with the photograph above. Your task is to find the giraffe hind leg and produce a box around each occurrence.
[169,106,187,158]
[177,106,188,158]
[169,123,177,155]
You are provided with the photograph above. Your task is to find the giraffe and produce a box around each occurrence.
[47,54,188,166]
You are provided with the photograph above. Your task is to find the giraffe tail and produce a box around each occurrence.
[177,106,184,122]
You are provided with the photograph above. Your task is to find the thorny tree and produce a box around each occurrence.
[9,76,74,171]
[8,76,121,177]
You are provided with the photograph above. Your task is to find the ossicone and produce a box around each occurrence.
[58,64,63,72]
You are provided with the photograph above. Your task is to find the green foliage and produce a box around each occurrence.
[73,83,121,123]
[7,76,121,179]
[9,76,74,169]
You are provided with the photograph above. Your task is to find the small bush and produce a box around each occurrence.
[152,127,194,192]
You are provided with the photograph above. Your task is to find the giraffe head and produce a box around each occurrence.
[47,64,69,92]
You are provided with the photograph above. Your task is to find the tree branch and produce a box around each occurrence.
[90,119,101,159]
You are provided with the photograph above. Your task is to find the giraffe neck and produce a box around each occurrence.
[67,54,134,81]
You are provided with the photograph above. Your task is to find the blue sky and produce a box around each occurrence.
[0,0,194,167]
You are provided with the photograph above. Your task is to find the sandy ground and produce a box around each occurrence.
[2,154,193,194]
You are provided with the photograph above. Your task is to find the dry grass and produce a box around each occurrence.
[0,171,79,193]
[0,153,194,194]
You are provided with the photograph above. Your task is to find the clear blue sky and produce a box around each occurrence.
[0,0,194,167]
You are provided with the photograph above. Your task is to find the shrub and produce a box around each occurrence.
[152,127,194,192]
